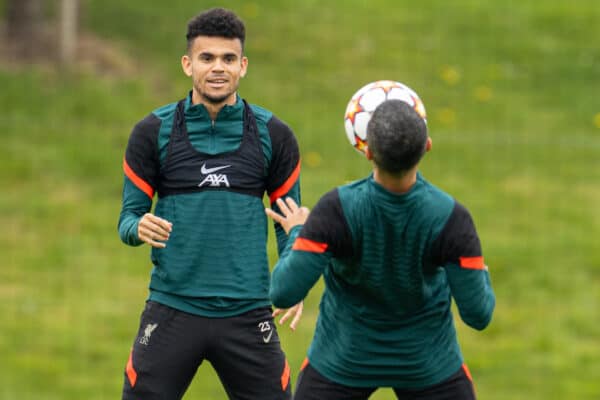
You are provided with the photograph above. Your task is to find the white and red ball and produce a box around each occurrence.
[344,80,427,155]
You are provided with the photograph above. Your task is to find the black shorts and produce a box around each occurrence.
[122,301,292,400]
[294,360,476,400]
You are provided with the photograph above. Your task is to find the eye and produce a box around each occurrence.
[224,55,237,64]
[199,53,213,62]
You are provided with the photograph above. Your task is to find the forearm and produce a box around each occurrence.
[273,181,301,255]
[446,264,495,330]
[270,227,325,308]
[118,177,152,246]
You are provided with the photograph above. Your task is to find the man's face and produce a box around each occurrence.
[182,36,248,106]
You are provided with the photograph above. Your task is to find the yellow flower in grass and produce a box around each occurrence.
[474,85,493,102]
[437,108,456,125]
[304,151,322,168]
[440,66,461,86]
[594,113,600,129]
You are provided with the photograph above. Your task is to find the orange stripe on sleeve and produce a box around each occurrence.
[269,160,301,204]
[462,363,473,382]
[126,349,137,388]
[281,359,290,391]
[459,256,485,270]
[292,238,328,253]
[123,158,154,199]
[300,357,309,371]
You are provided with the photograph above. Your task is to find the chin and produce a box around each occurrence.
[202,92,233,105]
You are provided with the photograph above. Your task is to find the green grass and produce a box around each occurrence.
[1,1,600,399]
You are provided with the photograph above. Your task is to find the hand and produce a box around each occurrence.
[273,301,303,331]
[137,213,172,248]
[265,197,310,234]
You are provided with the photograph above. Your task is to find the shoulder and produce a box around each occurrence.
[248,103,273,123]
[248,103,294,137]
[130,102,177,136]
[302,187,353,256]
[152,101,179,120]
[314,188,342,211]
[419,175,454,206]
[336,177,371,203]
[443,200,477,232]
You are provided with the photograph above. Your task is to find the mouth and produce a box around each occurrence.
[207,78,228,87]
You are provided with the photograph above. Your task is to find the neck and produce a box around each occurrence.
[191,91,237,121]
[372,166,418,194]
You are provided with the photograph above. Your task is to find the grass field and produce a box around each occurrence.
[1,1,599,399]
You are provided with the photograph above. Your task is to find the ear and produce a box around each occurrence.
[240,56,248,78]
[425,137,432,152]
[181,54,192,77]
[364,146,373,160]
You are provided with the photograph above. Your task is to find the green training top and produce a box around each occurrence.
[270,174,494,388]
[119,93,301,317]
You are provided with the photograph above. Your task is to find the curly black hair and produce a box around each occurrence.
[186,8,246,51]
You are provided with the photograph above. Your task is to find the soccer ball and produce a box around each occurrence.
[343,80,427,155]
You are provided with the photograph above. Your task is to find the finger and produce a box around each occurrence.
[144,224,170,241]
[284,197,299,212]
[275,198,291,216]
[272,308,283,317]
[155,217,173,232]
[289,312,302,331]
[289,303,303,331]
[148,219,173,239]
[147,239,167,248]
[139,231,167,248]
[142,214,173,233]
[278,308,295,325]
[265,208,284,224]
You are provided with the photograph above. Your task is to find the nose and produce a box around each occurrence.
[212,58,225,72]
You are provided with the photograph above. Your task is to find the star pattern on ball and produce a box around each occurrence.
[345,97,364,124]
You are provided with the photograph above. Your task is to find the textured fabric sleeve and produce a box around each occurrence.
[118,114,161,246]
[298,189,354,258]
[265,115,301,255]
[432,201,495,330]
[269,189,353,308]
[118,177,152,246]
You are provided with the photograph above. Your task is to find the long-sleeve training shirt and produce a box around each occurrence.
[119,93,301,317]
[270,173,494,388]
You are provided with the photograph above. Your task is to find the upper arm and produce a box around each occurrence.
[118,114,161,245]
[298,189,354,259]
[269,189,354,307]
[123,113,162,199]
[432,201,495,329]
[265,116,301,205]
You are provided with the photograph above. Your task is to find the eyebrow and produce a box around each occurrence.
[198,51,238,58]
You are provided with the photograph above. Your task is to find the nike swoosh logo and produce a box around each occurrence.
[262,329,274,343]
[201,164,231,174]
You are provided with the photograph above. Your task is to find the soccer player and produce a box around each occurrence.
[118,8,301,399]
[266,99,495,399]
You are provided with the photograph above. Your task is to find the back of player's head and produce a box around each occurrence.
[367,100,428,175]
[186,8,246,51]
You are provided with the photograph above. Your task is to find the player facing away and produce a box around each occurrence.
[266,99,495,400]
[118,8,302,400]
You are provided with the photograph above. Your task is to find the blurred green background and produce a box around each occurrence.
[1,0,599,399]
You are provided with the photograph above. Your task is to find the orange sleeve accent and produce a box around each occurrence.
[300,357,309,371]
[123,158,154,199]
[459,256,485,270]
[126,349,137,388]
[462,363,473,382]
[292,238,328,253]
[269,160,301,204]
[281,359,290,391]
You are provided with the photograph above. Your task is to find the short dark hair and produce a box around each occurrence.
[367,100,428,175]
[186,8,246,51]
